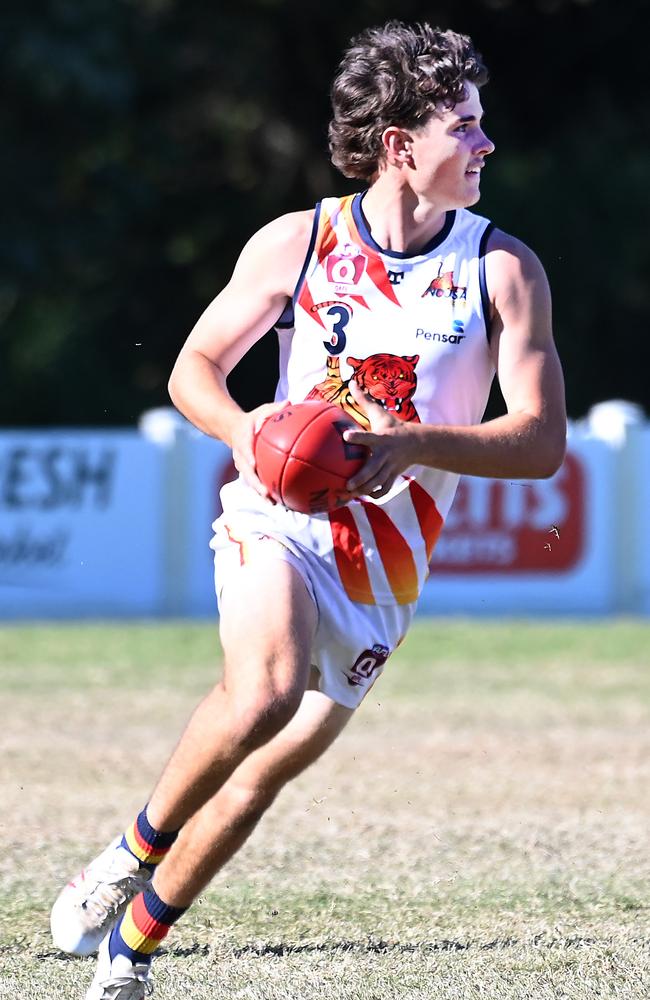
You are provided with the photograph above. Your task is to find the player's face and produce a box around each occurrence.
[409,82,494,208]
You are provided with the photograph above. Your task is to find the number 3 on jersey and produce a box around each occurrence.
[324,304,350,356]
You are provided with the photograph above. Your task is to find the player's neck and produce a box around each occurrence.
[361,178,450,256]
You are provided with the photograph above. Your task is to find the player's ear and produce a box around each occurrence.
[381,126,414,166]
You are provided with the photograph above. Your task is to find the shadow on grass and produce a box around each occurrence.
[189,934,603,957]
[15,933,631,964]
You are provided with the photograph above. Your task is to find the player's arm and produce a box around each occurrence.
[344,230,567,496]
[168,211,313,495]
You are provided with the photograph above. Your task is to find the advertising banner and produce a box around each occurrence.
[419,440,617,615]
[0,431,164,618]
[429,453,584,575]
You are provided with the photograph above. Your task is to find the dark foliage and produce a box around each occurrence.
[1,0,647,426]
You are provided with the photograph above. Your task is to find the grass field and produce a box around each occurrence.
[2,619,650,999]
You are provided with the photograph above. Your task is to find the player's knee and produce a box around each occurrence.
[232,683,303,750]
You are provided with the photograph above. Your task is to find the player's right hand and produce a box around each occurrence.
[343,380,416,499]
[231,400,290,500]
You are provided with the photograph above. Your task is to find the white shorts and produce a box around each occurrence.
[211,516,415,711]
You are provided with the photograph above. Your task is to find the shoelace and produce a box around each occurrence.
[81,870,151,922]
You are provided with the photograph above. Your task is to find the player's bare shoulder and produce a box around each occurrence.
[234,209,316,298]
[482,226,552,347]
[483,228,551,307]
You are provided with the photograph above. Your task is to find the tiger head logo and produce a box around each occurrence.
[307,353,420,429]
[348,354,420,423]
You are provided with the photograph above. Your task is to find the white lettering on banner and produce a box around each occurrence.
[0,447,115,510]
[446,471,570,532]
[458,477,492,529]
[0,527,69,568]
[430,532,516,566]
[501,473,569,530]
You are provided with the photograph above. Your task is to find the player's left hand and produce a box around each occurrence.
[342,380,416,499]
[231,398,290,501]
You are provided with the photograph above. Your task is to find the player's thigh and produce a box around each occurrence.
[218,552,318,700]
[227,679,353,794]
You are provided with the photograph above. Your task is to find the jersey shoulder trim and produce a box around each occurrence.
[275,302,294,329]
[292,201,322,304]
[479,221,495,343]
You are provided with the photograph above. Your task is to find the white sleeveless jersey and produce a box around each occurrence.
[219,192,496,606]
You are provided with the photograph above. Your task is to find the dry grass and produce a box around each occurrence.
[1,619,650,998]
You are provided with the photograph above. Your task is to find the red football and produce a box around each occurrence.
[253,401,368,514]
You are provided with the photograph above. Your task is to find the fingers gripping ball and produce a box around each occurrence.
[254,401,368,514]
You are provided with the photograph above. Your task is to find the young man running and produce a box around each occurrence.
[51,20,566,999]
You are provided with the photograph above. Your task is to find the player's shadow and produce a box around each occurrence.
[221,934,606,957]
[37,934,605,962]
[228,938,506,957]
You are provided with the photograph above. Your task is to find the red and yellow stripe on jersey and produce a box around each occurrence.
[329,506,374,603]
[297,194,400,319]
[328,478,443,605]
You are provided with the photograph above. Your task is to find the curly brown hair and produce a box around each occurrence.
[329,21,488,181]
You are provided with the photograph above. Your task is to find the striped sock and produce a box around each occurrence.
[109,888,186,965]
[120,805,178,872]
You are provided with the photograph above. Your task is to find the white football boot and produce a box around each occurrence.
[51,837,153,956]
[85,933,153,1000]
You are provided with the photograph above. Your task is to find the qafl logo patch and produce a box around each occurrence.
[345,643,390,688]
[325,244,367,291]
